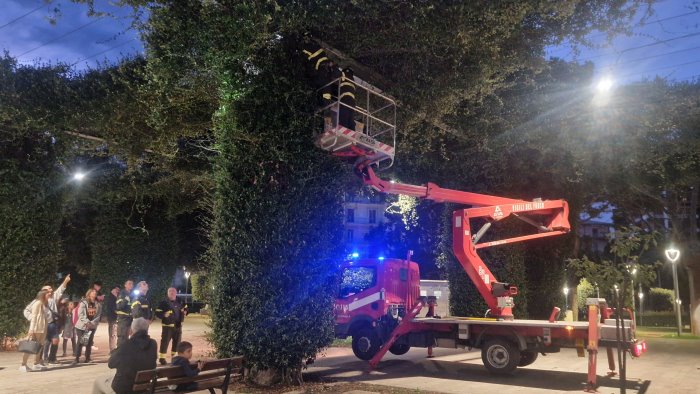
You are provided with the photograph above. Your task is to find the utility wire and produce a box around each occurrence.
[585,9,700,40]
[577,31,700,62]
[17,16,104,58]
[0,1,50,31]
[609,45,700,67]
[69,38,137,67]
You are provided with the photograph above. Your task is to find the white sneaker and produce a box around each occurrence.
[48,362,60,367]
[33,364,47,371]
[19,365,29,372]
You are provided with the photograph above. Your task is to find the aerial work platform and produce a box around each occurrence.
[314,75,396,170]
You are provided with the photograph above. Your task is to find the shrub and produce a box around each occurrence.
[647,287,674,311]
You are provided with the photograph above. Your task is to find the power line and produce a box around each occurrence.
[619,58,700,79]
[69,38,137,67]
[0,1,50,31]
[586,9,700,40]
[17,17,104,58]
[612,45,700,67]
[578,31,700,62]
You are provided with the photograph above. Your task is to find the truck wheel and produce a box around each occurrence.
[481,338,520,375]
[389,343,411,355]
[352,328,380,361]
[518,350,538,366]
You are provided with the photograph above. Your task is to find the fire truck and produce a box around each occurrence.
[311,57,646,391]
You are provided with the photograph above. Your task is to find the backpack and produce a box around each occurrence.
[23,300,36,321]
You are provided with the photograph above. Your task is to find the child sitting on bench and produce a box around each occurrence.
[172,341,205,391]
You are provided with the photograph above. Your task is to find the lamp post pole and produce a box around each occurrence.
[666,248,682,336]
[185,271,191,306]
[563,285,570,319]
[638,285,644,327]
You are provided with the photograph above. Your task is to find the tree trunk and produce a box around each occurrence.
[688,263,700,336]
[571,224,581,321]
[685,185,699,335]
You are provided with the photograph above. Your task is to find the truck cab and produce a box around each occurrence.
[334,257,420,360]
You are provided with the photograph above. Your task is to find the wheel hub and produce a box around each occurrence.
[488,345,509,367]
[358,337,371,353]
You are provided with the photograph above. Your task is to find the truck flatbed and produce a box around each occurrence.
[414,316,590,330]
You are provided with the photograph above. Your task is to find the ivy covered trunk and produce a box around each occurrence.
[90,202,178,296]
[208,37,346,385]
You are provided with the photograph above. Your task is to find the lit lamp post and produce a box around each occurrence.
[638,286,644,327]
[184,271,191,306]
[563,285,570,318]
[665,247,682,336]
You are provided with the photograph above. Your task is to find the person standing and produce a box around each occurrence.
[73,289,102,364]
[115,279,134,348]
[20,289,50,372]
[131,281,153,321]
[155,287,187,365]
[103,285,120,353]
[61,301,76,357]
[41,273,71,365]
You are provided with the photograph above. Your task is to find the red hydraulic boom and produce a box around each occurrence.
[357,163,570,319]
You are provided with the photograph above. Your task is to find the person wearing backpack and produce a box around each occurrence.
[73,288,102,364]
[20,290,50,372]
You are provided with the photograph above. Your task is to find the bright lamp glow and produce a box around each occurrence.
[665,248,680,263]
[378,256,385,261]
[351,252,359,258]
[133,289,140,295]
[73,171,86,181]
[596,77,613,93]
[184,271,191,279]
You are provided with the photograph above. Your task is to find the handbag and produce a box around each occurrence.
[80,330,92,345]
[18,339,41,354]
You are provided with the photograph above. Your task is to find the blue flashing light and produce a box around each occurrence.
[378,256,385,261]
[133,289,140,295]
[351,252,359,258]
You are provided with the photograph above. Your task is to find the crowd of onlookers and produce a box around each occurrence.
[20,275,199,393]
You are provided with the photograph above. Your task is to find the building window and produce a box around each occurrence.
[369,209,376,224]
[346,229,353,242]
[346,208,354,223]
[592,228,599,236]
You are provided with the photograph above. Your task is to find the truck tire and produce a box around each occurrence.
[481,338,520,375]
[352,328,380,361]
[518,350,538,367]
[389,343,411,355]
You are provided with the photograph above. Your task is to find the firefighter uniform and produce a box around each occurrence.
[338,67,357,130]
[115,289,133,348]
[131,293,153,320]
[155,298,187,364]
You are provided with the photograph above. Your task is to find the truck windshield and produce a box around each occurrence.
[339,266,376,298]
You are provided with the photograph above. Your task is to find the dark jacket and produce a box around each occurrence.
[155,298,186,327]
[172,355,199,391]
[103,292,118,323]
[116,289,133,321]
[131,294,153,320]
[109,330,157,394]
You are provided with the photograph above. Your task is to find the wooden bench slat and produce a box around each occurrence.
[132,357,243,393]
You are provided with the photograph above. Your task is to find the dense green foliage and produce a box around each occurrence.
[647,288,675,312]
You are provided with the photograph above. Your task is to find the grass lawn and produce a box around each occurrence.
[636,326,700,340]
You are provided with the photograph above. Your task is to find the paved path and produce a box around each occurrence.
[0,315,213,394]
[307,337,700,394]
[2,318,698,393]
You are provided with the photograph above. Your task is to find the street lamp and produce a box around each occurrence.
[665,247,682,336]
[638,285,644,327]
[629,265,638,324]
[563,285,570,313]
[72,171,86,182]
[184,271,191,305]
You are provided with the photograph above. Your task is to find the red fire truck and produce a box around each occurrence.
[314,67,646,391]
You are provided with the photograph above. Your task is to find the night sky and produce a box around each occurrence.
[1,0,699,81]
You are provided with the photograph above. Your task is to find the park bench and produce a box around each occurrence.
[132,356,244,394]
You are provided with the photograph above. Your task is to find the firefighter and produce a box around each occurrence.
[155,287,187,365]
[131,281,153,321]
[115,279,134,349]
[338,67,357,130]
[302,39,342,114]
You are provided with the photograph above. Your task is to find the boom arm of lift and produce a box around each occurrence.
[358,164,571,320]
